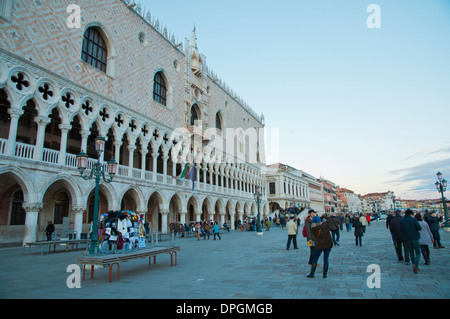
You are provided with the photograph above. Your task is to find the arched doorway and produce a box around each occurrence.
[168,194,181,224]
[147,191,163,233]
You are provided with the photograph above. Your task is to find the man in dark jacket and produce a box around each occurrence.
[427,212,445,248]
[45,221,55,241]
[329,214,341,246]
[400,209,422,273]
[389,211,409,263]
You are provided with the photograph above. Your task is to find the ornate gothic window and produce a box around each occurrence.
[153,72,167,106]
[215,112,222,132]
[81,27,108,72]
[190,105,199,126]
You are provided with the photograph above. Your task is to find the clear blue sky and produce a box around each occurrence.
[140,0,450,200]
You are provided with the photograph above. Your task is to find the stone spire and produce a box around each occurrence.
[190,25,198,55]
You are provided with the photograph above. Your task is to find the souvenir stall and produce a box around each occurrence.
[97,210,146,254]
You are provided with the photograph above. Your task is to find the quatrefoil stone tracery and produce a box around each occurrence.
[38,83,53,100]
[11,72,30,91]
[61,92,74,108]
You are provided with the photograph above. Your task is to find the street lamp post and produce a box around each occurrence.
[435,172,449,231]
[253,187,263,236]
[76,136,118,255]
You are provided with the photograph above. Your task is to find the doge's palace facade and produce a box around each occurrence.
[0,0,268,245]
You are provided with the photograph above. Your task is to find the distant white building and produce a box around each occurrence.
[265,163,324,214]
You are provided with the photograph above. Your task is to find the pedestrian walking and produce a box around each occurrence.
[286,215,298,250]
[415,213,434,265]
[203,221,211,240]
[307,214,333,279]
[389,211,409,263]
[359,214,367,233]
[338,213,344,231]
[427,212,445,249]
[386,211,395,230]
[401,209,422,273]
[353,217,364,246]
[265,218,271,231]
[344,214,351,232]
[213,221,221,240]
[280,215,286,229]
[304,210,317,266]
[193,222,200,241]
[45,221,55,241]
[329,214,341,246]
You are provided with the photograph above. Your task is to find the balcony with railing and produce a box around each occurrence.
[0,138,259,200]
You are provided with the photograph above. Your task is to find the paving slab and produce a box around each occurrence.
[0,221,448,299]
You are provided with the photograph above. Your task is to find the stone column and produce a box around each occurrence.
[179,211,187,225]
[219,211,226,227]
[160,210,169,233]
[203,164,207,185]
[72,206,85,239]
[195,163,201,188]
[162,153,169,183]
[80,129,90,153]
[33,115,51,161]
[195,209,202,222]
[58,124,71,165]
[172,160,177,184]
[229,212,236,230]
[208,165,213,189]
[127,145,136,177]
[237,210,244,225]
[22,202,43,245]
[6,108,24,156]
[114,140,122,165]
[152,151,158,182]
[140,148,148,179]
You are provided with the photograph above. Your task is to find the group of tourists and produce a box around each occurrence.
[387,209,445,273]
[300,210,384,278]
[298,207,446,278]
[169,220,225,241]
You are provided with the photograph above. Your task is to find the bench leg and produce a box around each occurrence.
[170,252,177,266]
[148,256,156,265]
[170,251,177,266]
[109,262,120,283]
[82,265,94,281]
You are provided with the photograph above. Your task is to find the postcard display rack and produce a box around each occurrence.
[97,210,146,254]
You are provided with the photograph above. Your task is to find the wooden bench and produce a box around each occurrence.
[77,246,181,283]
[24,239,90,255]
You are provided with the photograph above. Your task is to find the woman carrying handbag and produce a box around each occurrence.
[307,214,333,278]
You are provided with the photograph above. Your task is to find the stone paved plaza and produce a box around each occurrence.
[0,220,448,300]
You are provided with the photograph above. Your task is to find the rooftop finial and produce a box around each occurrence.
[190,24,198,51]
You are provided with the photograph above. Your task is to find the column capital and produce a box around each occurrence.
[58,123,72,132]
[22,202,43,213]
[34,115,51,126]
[8,108,24,118]
[71,206,86,215]
[80,129,90,138]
